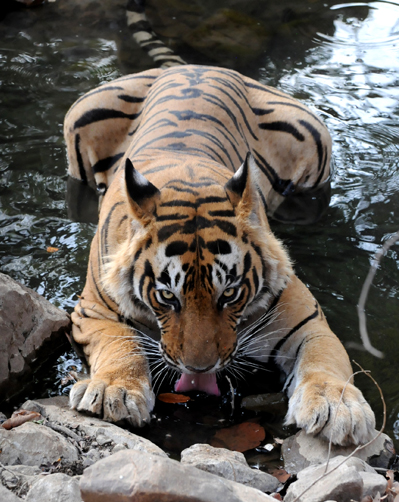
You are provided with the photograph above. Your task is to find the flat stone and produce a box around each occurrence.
[25,473,82,502]
[80,449,277,502]
[282,429,395,473]
[0,272,71,402]
[22,396,166,458]
[181,443,280,493]
[284,456,366,502]
[0,484,23,502]
[0,422,79,466]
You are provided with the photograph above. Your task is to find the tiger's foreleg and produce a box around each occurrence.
[69,300,155,427]
[273,278,376,445]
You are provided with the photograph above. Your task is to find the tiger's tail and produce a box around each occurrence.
[126,0,186,68]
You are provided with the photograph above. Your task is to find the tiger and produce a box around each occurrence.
[64,63,375,446]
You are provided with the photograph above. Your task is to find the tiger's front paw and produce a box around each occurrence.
[285,372,376,446]
[69,376,155,427]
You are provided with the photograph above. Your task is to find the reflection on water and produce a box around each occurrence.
[0,0,398,453]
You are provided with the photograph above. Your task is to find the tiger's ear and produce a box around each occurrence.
[225,153,259,220]
[125,158,160,221]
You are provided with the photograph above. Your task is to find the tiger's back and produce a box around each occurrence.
[65,65,331,219]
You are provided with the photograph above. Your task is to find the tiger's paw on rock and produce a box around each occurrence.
[69,377,155,428]
[285,372,376,446]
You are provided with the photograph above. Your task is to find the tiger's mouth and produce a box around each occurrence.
[174,373,220,396]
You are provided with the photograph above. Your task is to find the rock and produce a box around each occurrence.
[82,449,102,468]
[0,272,71,402]
[181,443,280,493]
[284,455,381,502]
[282,429,395,473]
[0,422,79,467]
[359,471,388,498]
[80,449,277,502]
[0,484,23,502]
[0,464,43,496]
[22,396,166,458]
[25,473,82,502]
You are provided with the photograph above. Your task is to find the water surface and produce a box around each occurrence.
[0,0,398,460]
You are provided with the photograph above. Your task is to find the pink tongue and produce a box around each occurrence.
[175,373,220,396]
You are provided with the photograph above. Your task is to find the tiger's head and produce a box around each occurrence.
[105,154,293,391]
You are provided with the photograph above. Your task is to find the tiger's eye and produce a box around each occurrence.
[223,288,235,298]
[161,290,175,300]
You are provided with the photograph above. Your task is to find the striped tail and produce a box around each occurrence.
[126,0,186,68]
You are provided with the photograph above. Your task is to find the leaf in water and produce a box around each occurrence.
[1,410,41,430]
[46,246,59,253]
[210,422,265,452]
[270,468,291,483]
[157,393,191,404]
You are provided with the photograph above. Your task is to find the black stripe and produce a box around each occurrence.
[298,119,325,185]
[74,108,141,130]
[165,241,189,257]
[66,85,125,118]
[74,134,87,183]
[270,305,319,363]
[207,239,231,255]
[208,210,235,217]
[156,213,189,222]
[117,94,146,103]
[92,153,124,174]
[160,200,197,208]
[259,121,305,142]
[252,107,274,116]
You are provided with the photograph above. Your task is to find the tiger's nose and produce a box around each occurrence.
[185,364,215,373]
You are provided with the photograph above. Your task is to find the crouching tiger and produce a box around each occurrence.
[64,65,375,446]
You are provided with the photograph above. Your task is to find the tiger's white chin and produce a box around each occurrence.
[174,373,220,396]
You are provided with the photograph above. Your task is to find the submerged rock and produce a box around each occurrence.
[0,272,71,402]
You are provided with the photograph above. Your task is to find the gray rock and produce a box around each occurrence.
[0,422,79,466]
[22,396,167,458]
[284,455,366,502]
[359,471,388,498]
[0,484,23,502]
[181,443,280,493]
[112,443,128,453]
[82,448,102,468]
[0,464,43,494]
[80,449,277,502]
[282,429,395,473]
[0,272,71,402]
[25,473,82,502]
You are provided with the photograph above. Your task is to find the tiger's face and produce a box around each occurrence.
[105,155,292,383]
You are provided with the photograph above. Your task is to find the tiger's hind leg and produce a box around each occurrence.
[64,68,162,205]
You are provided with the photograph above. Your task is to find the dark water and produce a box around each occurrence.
[1,0,398,462]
